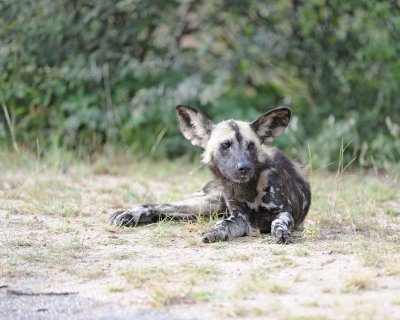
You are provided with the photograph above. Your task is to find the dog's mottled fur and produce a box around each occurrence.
[110,105,311,243]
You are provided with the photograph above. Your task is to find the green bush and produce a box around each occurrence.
[0,0,399,170]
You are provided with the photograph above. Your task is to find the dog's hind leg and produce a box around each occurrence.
[110,180,226,227]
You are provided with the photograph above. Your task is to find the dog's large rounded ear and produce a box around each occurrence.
[176,105,215,149]
[250,107,291,143]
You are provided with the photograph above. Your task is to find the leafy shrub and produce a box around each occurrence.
[0,0,399,170]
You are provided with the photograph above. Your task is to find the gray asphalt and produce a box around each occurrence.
[0,290,192,320]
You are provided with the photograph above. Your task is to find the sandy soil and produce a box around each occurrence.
[1,159,399,319]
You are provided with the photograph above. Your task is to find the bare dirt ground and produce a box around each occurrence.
[1,152,400,319]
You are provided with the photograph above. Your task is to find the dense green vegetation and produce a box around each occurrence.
[1,0,399,170]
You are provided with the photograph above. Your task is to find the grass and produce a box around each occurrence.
[224,252,252,261]
[0,148,399,319]
[107,285,125,293]
[302,223,321,240]
[120,262,220,290]
[342,273,375,293]
[390,299,400,305]
[150,287,215,307]
[294,248,309,257]
[233,267,290,298]
[218,304,273,318]
[83,270,107,281]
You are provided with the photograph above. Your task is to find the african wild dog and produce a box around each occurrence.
[110,105,311,243]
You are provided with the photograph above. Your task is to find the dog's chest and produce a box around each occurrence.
[244,179,288,215]
[245,189,279,209]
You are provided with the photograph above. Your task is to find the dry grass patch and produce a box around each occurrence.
[120,263,220,290]
[234,267,290,299]
[294,248,309,257]
[107,284,125,293]
[384,258,400,276]
[80,268,107,280]
[224,252,253,262]
[150,286,214,307]
[218,303,273,318]
[342,273,375,293]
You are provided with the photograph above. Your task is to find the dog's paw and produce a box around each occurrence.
[109,210,141,227]
[271,227,292,244]
[109,205,154,227]
[201,229,230,243]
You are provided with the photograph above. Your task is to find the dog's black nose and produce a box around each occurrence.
[236,162,251,172]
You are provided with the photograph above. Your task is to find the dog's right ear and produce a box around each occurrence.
[176,105,215,149]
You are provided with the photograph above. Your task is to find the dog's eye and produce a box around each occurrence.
[248,142,255,151]
[221,141,231,149]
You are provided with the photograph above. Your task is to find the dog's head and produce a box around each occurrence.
[176,105,291,183]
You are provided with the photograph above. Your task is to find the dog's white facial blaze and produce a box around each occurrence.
[203,121,260,164]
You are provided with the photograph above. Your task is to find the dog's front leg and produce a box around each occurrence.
[201,212,252,243]
[271,211,295,244]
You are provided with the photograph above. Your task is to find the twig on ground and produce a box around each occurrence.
[6,289,78,296]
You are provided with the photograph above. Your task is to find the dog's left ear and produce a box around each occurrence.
[250,107,291,143]
[176,105,215,149]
